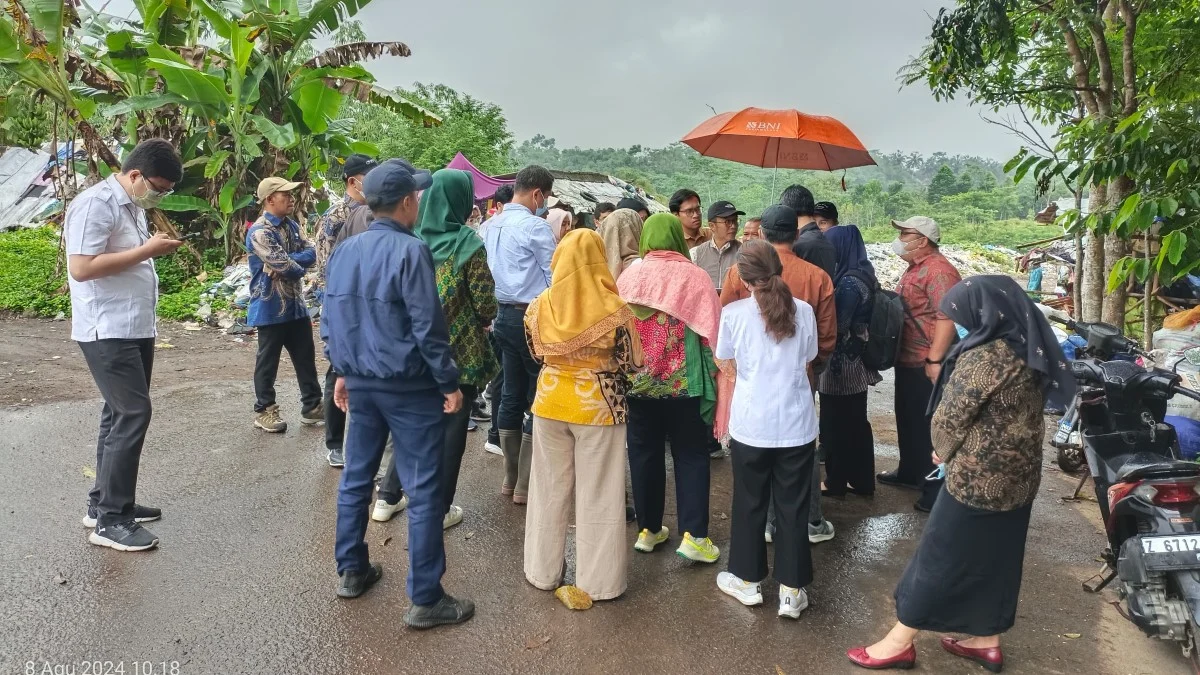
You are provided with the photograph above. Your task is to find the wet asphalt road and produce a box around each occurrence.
[0,371,1193,674]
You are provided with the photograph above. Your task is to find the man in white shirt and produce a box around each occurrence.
[65,139,184,552]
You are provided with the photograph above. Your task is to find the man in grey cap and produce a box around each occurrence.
[247,176,323,434]
[322,158,475,628]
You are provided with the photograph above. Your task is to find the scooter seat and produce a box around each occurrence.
[1116,452,1200,482]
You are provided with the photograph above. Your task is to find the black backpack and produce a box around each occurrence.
[846,272,922,372]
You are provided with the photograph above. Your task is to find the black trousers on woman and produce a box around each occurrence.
[627,396,711,538]
[728,439,815,589]
[821,391,875,496]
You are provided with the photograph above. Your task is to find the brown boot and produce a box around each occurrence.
[514,432,533,505]
[499,429,521,496]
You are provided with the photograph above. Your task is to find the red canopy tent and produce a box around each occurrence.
[445,152,514,201]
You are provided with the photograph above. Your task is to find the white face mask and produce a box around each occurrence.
[891,237,913,257]
[131,175,171,209]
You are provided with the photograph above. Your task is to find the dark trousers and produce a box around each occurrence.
[821,391,875,495]
[79,338,155,527]
[729,438,815,589]
[253,317,322,413]
[627,397,711,538]
[336,385,446,605]
[379,384,477,513]
[486,333,503,443]
[493,304,539,434]
[324,366,346,450]
[894,366,943,506]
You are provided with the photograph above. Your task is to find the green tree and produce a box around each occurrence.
[927,165,958,203]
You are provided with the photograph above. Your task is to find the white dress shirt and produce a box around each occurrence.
[64,175,158,341]
[716,296,819,448]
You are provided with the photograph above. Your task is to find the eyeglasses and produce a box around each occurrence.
[679,207,702,217]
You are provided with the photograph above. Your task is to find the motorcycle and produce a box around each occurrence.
[1049,318,1148,473]
[1054,316,1200,670]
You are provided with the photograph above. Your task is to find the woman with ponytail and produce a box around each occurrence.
[714,239,820,620]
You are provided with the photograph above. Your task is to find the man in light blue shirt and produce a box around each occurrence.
[482,165,556,504]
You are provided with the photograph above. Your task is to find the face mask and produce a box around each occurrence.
[953,322,970,339]
[890,237,912,257]
[131,175,169,209]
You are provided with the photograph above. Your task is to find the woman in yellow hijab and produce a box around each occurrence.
[523,229,643,606]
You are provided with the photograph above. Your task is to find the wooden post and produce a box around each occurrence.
[1144,227,1156,351]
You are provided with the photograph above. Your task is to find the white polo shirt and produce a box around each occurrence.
[64,175,159,342]
[716,296,819,448]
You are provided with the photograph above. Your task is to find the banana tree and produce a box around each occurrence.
[0,0,186,238]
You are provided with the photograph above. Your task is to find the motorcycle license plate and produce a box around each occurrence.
[1142,535,1200,554]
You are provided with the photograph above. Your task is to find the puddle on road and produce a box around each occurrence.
[839,512,923,564]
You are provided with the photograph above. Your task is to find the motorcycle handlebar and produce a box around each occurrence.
[1173,386,1200,403]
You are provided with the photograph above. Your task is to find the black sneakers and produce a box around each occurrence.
[82,504,162,529]
[88,521,160,552]
[327,448,345,468]
[337,563,383,599]
[403,594,476,629]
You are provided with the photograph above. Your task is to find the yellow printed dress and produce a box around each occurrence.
[524,304,643,426]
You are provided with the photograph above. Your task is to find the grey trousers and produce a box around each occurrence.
[79,338,155,527]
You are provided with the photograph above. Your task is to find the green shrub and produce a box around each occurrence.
[0,226,69,316]
[157,283,204,321]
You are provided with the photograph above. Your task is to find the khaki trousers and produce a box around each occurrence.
[523,416,629,601]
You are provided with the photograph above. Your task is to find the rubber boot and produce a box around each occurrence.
[514,432,533,505]
[499,429,521,496]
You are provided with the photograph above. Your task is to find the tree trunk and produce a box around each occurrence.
[1081,234,1106,322]
[1102,234,1129,326]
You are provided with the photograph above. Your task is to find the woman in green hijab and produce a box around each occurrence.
[615,213,723,564]
[374,168,499,531]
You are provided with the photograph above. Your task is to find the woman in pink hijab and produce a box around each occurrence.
[546,209,573,242]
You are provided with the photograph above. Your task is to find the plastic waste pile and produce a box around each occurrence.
[865,244,1012,289]
[197,264,252,332]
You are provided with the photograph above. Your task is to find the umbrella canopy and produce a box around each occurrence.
[445,152,514,201]
[682,107,875,170]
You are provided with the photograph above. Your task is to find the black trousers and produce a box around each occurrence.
[493,304,538,433]
[379,384,477,513]
[79,338,155,527]
[253,317,322,413]
[821,391,875,495]
[324,366,346,450]
[486,333,503,443]
[894,366,943,506]
[729,438,815,589]
[627,397,711,538]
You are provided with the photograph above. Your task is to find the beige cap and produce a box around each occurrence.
[892,216,941,244]
[256,177,302,201]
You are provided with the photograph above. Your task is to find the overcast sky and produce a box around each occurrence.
[101,0,1026,160]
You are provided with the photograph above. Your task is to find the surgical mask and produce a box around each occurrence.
[927,464,946,481]
[131,175,170,209]
[954,322,969,339]
[890,237,912,257]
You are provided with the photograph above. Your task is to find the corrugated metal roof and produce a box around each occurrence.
[0,147,59,231]
[492,169,667,214]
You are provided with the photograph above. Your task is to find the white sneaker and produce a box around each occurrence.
[443,505,464,530]
[808,519,836,544]
[371,495,408,522]
[483,441,502,456]
[764,527,774,544]
[778,585,809,619]
[717,571,763,606]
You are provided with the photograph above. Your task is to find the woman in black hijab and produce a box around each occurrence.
[848,275,1074,673]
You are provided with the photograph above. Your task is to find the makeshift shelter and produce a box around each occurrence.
[0,146,60,231]
[445,152,514,201]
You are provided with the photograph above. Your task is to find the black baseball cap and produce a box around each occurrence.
[760,204,799,234]
[617,197,648,213]
[343,153,378,178]
[814,201,839,221]
[362,158,432,203]
[707,200,745,221]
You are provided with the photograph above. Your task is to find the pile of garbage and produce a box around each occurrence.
[866,244,1014,289]
[196,264,253,333]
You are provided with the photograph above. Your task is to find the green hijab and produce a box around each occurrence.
[415,169,484,271]
[638,212,690,258]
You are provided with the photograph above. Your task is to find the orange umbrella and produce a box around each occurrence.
[682,107,875,171]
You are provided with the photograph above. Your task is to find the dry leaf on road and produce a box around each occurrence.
[524,635,551,650]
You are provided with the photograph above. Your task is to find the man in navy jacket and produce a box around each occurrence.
[321,159,474,629]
